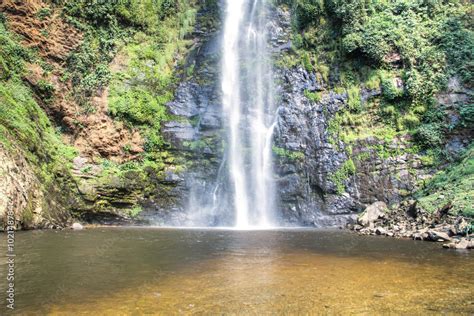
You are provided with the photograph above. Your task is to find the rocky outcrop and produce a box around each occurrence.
[264,3,474,228]
[349,200,472,249]
[271,44,429,226]
[0,0,82,61]
[443,238,473,250]
[1,0,145,163]
[0,144,71,230]
[1,1,471,230]
[357,202,387,227]
[136,3,464,227]
[0,144,43,229]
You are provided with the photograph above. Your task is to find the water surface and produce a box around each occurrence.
[1,228,473,315]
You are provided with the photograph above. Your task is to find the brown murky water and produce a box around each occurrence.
[1,228,473,315]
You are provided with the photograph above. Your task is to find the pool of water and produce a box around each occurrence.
[1,228,473,315]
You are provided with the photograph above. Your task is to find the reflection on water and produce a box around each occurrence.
[0,228,473,314]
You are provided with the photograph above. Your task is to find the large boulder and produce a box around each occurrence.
[428,230,452,242]
[443,238,473,250]
[357,201,388,227]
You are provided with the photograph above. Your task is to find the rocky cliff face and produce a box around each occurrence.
[78,2,468,227]
[133,4,431,227]
[255,5,470,227]
[0,144,44,229]
[1,1,471,229]
[272,65,433,226]
[0,143,73,229]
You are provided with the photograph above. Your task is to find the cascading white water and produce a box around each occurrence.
[221,0,277,228]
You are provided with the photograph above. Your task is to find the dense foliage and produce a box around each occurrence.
[0,22,76,184]
[279,0,472,143]
[278,0,473,215]
[0,0,199,216]
[417,145,474,217]
[59,0,197,172]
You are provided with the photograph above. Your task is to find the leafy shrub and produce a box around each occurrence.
[347,86,361,112]
[36,7,52,20]
[78,63,111,94]
[342,32,362,54]
[301,52,313,72]
[365,70,381,90]
[381,75,403,101]
[400,113,420,129]
[304,90,322,103]
[144,129,165,152]
[0,23,32,79]
[381,105,397,118]
[317,63,330,82]
[290,0,325,29]
[330,158,356,194]
[36,79,55,100]
[160,0,177,19]
[439,16,474,85]
[109,88,167,125]
[460,104,474,127]
[414,123,443,148]
[416,145,474,217]
[292,33,304,49]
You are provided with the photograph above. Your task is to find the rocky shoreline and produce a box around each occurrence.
[348,201,473,250]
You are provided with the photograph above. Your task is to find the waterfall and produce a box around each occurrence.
[221,0,277,228]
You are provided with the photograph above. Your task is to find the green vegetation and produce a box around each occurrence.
[60,0,198,174]
[416,146,474,217]
[330,158,356,194]
[273,146,305,161]
[0,1,200,218]
[108,1,196,172]
[1,0,472,223]
[304,90,322,103]
[128,205,143,218]
[109,87,169,125]
[279,0,472,149]
[62,0,197,101]
[347,86,361,112]
[0,22,32,80]
[278,0,473,203]
[0,22,76,186]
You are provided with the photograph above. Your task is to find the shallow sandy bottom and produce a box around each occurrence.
[1,228,472,315]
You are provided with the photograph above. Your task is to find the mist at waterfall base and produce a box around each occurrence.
[185,0,280,229]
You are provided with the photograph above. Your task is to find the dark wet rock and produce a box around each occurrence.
[78,211,145,226]
[428,230,452,242]
[268,8,436,226]
[375,227,386,235]
[167,83,201,117]
[445,136,468,158]
[436,77,471,106]
[163,171,183,184]
[163,121,196,145]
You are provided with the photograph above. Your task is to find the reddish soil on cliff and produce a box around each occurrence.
[1,0,143,162]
